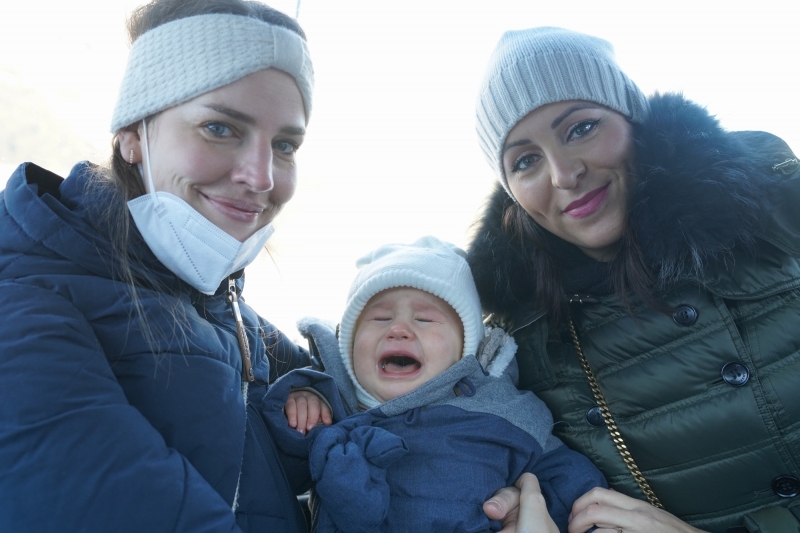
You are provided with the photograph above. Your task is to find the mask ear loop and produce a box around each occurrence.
[141,119,158,197]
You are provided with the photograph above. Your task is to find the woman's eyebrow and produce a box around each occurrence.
[502,103,601,156]
[203,104,305,136]
[204,104,256,125]
[550,103,599,129]
[280,125,306,136]
[502,138,532,156]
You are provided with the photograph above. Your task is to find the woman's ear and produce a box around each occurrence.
[117,127,142,165]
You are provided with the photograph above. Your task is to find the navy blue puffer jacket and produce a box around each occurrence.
[0,162,310,532]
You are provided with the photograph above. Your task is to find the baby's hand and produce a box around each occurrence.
[285,389,333,435]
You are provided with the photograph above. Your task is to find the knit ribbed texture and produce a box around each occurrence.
[111,13,313,132]
[476,27,648,198]
[338,236,485,409]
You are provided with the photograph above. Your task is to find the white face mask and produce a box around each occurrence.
[127,120,275,295]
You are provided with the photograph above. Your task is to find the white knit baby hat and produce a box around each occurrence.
[475,26,648,199]
[111,12,314,132]
[338,236,486,407]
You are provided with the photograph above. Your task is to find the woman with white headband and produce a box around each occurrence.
[0,0,315,531]
[468,27,800,533]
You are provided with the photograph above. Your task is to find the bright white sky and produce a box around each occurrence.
[1,0,798,341]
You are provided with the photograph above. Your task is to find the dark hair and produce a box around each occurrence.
[502,195,660,326]
[89,0,305,351]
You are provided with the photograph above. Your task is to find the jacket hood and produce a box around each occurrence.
[467,93,798,317]
[1,162,189,294]
[3,163,115,277]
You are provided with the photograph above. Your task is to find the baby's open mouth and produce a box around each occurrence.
[379,355,421,375]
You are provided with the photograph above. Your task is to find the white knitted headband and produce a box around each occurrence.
[110,13,314,132]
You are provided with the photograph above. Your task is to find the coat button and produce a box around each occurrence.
[586,406,605,427]
[721,362,750,387]
[772,475,800,498]
[672,305,698,326]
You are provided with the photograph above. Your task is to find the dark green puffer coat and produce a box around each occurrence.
[467,94,800,533]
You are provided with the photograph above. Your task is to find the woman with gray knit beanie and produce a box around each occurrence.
[0,0,316,531]
[468,27,800,533]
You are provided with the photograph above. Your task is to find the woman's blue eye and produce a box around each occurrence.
[274,140,299,155]
[567,120,599,141]
[205,122,232,137]
[511,154,538,173]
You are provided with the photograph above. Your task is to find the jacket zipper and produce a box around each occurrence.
[227,278,255,382]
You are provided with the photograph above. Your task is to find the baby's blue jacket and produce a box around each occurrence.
[264,319,606,533]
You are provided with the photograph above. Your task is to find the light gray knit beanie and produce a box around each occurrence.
[111,13,314,132]
[476,27,648,199]
[339,236,486,409]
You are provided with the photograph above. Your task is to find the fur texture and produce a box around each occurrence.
[468,93,796,316]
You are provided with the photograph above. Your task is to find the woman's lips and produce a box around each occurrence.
[203,194,264,223]
[563,184,610,219]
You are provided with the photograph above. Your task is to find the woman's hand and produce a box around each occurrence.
[483,473,559,533]
[568,488,707,533]
[285,389,333,435]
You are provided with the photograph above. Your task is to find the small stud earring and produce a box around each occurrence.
[129,149,134,165]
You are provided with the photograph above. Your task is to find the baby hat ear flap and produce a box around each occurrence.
[478,327,518,378]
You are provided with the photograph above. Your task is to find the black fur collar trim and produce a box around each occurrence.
[467,93,794,316]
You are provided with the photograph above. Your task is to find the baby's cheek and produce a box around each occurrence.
[351,346,370,382]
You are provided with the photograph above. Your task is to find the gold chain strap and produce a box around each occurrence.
[567,316,664,509]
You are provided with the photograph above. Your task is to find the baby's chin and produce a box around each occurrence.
[372,382,418,403]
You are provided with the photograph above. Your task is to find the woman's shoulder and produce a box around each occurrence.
[3,160,106,229]
[627,94,800,282]
[629,97,800,293]
[732,131,800,256]
[1,162,121,278]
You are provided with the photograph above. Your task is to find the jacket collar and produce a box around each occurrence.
[468,93,798,319]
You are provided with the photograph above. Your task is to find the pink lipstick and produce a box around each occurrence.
[563,184,609,219]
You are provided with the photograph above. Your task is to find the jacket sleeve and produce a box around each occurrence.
[0,282,242,533]
[261,368,348,493]
[526,445,608,533]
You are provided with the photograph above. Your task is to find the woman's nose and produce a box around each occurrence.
[550,157,584,189]
[233,140,274,192]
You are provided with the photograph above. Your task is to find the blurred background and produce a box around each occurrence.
[2,0,798,341]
